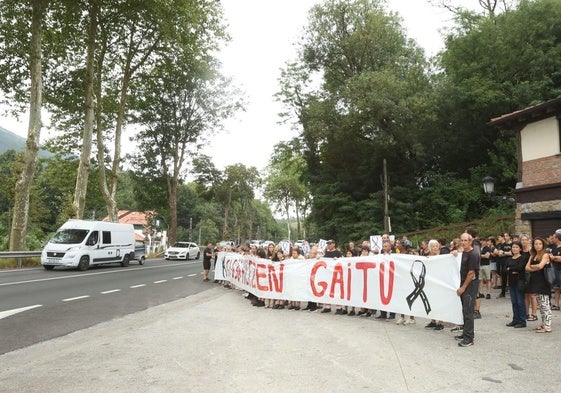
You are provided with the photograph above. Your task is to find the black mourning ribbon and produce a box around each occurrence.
[406,260,431,315]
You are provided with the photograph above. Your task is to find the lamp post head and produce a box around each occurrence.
[482,175,495,194]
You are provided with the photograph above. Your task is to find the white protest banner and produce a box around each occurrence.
[216,252,464,324]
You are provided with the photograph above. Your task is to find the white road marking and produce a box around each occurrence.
[62,295,90,302]
[101,289,121,294]
[130,284,146,288]
[153,280,167,284]
[187,274,197,277]
[0,262,195,287]
[172,276,183,280]
[0,304,42,320]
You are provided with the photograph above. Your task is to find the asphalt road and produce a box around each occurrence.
[0,258,210,355]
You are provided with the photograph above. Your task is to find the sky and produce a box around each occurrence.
[1,0,477,172]
[205,0,474,171]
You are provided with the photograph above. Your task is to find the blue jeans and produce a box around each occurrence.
[509,284,526,324]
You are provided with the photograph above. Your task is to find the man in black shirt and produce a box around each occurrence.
[497,233,513,298]
[324,239,342,258]
[202,242,213,282]
[454,232,480,347]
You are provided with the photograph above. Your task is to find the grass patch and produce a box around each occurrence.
[0,258,42,269]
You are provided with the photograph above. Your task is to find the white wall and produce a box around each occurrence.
[521,117,560,161]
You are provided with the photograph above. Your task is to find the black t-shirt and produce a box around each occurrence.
[460,247,480,284]
[505,254,528,285]
[324,249,342,258]
[203,247,213,263]
[496,242,512,265]
[480,245,492,266]
[551,245,561,271]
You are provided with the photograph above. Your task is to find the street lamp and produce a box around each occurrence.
[482,175,495,194]
[482,175,515,205]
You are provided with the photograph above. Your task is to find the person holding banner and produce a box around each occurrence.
[424,239,444,330]
[454,233,480,347]
[287,248,305,310]
[375,241,396,321]
[303,246,320,311]
[321,240,342,314]
[357,244,376,317]
[271,249,286,309]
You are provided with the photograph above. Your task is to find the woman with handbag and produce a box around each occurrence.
[525,237,553,333]
[505,241,529,328]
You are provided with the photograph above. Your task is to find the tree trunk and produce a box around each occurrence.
[222,191,232,240]
[9,0,47,251]
[295,203,301,240]
[284,199,291,242]
[94,34,118,222]
[167,178,178,245]
[72,0,99,219]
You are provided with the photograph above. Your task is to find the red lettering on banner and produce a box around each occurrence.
[330,263,345,299]
[310,261,328,296]
[248,260,256,288]
[267,263,284,293]
[346,263,352,301]
[355,261,376,302]
[256,263,268,291]
[379,261,395,305]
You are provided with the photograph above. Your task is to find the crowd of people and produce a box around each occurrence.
[205,228,561,348]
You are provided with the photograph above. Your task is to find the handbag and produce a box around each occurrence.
[544,263,556,286]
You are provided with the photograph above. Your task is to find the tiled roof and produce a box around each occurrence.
[490,97,561,129]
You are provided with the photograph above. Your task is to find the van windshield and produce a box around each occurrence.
[51,229,90,244]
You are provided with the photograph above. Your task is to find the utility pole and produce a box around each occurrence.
[383,158,391,233]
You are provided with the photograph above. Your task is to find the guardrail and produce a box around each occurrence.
[0,251,42,268]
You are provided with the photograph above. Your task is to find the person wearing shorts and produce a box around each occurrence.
[488,237,498,289]
[202,242,213,282]
[479,238,494,299]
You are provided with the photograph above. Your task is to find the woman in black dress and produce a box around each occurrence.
[525,237,553,333]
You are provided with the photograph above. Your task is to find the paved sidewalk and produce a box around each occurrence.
[1,286,560,393]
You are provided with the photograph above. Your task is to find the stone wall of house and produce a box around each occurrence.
[515,199,561,236]
[522,155,561,187]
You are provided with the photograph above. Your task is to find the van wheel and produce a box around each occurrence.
[121,254,130,267]
[77,256,89,271]
[44,265,55,270]
[196,252,200,259]
[138,256,145,265]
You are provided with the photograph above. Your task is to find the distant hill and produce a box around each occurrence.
[0,126,52,158]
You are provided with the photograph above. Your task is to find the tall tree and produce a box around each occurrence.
[214,164,259,242]
[278,0,430,239]
[2,0,49,250]
[72,0,99,220]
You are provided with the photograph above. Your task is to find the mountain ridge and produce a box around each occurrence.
[0,126,52,158]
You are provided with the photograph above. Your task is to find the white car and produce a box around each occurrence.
[164,242,200,260]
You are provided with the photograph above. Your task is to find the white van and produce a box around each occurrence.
[41,219,135,271]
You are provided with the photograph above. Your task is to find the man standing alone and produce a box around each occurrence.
[455,233,480,347]
[202,242,213,282]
